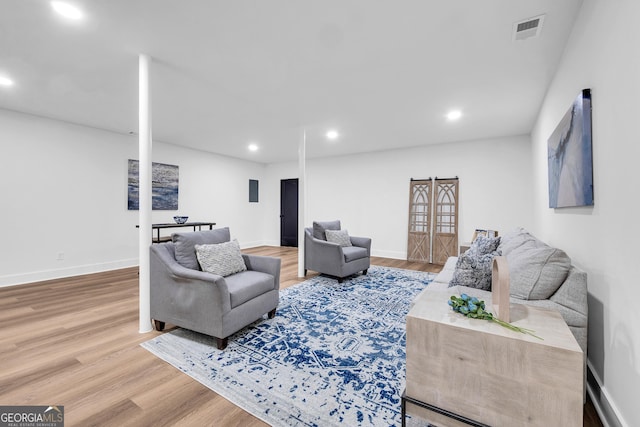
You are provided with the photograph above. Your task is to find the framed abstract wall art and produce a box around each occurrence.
[127,159,179,210]
[547,89,593,208]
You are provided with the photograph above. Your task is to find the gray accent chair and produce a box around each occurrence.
[304,221,371,282]
[149,227,280,350]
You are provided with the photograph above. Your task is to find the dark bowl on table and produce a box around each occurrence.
[173,216,188,224]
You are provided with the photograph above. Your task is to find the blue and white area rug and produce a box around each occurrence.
[141,266,433,426]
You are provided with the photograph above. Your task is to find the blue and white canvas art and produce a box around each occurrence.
[127,159,179,210]
[548,89,593,208]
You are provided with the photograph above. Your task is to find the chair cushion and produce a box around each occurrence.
[312,220,341,240]
[342,246,368,263]
[325,229,352,247]
[195,239,247,277]
[224,270,275,308]
[172,227,230,270]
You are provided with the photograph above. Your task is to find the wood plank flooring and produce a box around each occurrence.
[0,247,602,426]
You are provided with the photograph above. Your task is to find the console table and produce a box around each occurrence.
[404,290,583,426]
[136,222,216,243]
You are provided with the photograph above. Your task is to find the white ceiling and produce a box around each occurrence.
[0,0,583,163]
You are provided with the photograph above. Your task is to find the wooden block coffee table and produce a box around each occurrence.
[404,290,583,426]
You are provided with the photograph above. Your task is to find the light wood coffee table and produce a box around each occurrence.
[404,290,583,426]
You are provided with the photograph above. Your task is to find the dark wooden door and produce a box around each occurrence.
[280,179,299,247]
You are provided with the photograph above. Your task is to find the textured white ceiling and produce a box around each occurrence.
[0,0,583,163]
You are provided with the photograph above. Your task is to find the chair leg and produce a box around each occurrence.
[363,269,368,275]
[268,308,277,319]
[153,320,165,331]
[304,269,308,276]
[216,337,228,350]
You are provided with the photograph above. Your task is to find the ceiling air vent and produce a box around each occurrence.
[513,14,545,41]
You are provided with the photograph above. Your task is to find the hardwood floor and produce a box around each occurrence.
[0,246,602,426]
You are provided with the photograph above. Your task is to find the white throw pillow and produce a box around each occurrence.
[195,239,247,277]
[325,229,352,247]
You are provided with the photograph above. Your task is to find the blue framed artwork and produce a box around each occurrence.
[128,159,179,210]
[547,89,593,208]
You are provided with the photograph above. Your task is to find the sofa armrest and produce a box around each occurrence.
[150,244,231,313]
[305,230,346,274]
[549,267,588,325]
[310,237,345,262]
[350,236,371,255]
[242,254,281,290]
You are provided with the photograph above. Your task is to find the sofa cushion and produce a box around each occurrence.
[195,239,247,277]
[498,227,572,300]
[450,251,500,291]
[224,270,274,308]
[325,229,353,247]
[507,244,571,300]
[448,235,501,291]
[467,235,501,257]
[498,226,538,256]
[431,257,457,287]
[312,220,341,240]
[448,252,497,290]
[173,227,231,270]
[342,246,368,263]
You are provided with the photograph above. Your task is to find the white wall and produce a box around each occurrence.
[531,1,640,425]
[151,143,267,248]
[0,109,266,286]
[263,161,299,246]
[265,135,533,258]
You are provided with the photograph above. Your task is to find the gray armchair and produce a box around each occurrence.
[304,220,371,282]
[149,227,280,350]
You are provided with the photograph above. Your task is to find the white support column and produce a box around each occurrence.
[297,128,306,277]
[138,54,153,333]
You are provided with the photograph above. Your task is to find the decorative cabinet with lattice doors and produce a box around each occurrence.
[407,178,458,265]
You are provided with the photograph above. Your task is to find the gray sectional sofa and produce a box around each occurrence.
[415,227,588,355]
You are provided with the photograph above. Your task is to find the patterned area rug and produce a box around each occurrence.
[141,266,433,426]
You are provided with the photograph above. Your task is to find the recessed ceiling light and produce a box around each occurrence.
[51,1,84,20]
[446,110,462,121]
[248,143,259,152]
[0,76,14,87]
[326,130,339,140]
